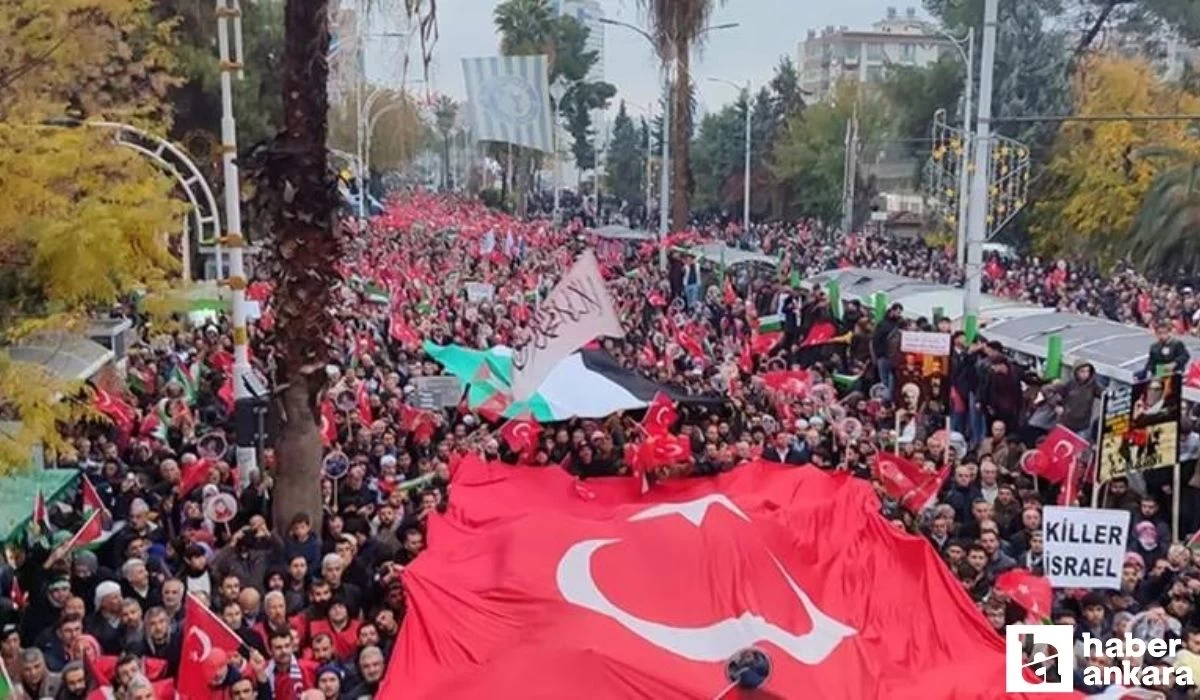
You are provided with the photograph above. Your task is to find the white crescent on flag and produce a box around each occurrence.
[187,627,212,662]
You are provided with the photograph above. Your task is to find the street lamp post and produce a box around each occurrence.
[214,0,256,483]
[709,77,752,232]
[624,101,656,230]
[599,18,738,270]
[934,28,975,267]
[550,80,585,224]
[964,0,997,343]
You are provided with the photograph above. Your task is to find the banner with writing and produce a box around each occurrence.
[511,250,625,401]
[1098,374,1182,483]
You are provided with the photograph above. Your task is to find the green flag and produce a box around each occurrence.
[168,363,197,404]
[0,656,13,699]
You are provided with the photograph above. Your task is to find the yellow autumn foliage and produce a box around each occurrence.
[0,0,184,471]
[1030,54,1200,264]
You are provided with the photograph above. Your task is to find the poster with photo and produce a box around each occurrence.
[1098,374,1181,483]
[895,332,951,416]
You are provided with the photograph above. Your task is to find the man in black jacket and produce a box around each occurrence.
[1142,320,1191,379]
[871,303,904,398]
[762,431,806,465]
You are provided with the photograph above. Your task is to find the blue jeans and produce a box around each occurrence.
[876,358,894,399]
[685,283,701,309]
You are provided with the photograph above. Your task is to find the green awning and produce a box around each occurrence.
[0,468,81,543]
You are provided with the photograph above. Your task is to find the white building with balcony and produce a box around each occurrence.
[798,6,951,97]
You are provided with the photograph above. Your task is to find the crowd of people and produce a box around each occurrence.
[4,191,1200,698]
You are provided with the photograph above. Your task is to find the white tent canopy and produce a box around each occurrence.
[804,267,1045,326]
[592,225,655,241]
[804,267,1200,403]
[695,243,779,268]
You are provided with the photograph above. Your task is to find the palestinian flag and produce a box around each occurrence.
[32,489,51,532]
[363,283,389,305]
[757,314,783,334]
[424,342,720,422]
[1187,529,1200,554]
[168,362,198,404]
[140,399,172,442]
[47,509,105,566]
[81,476,110,519]
[832,371,863,391]
[0,660,12,699]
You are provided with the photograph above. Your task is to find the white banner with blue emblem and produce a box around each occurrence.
[461,55,554,153]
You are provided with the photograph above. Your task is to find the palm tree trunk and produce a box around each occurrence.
[272,0,340,534]
[671,42,692,229]
[443,136,451,190]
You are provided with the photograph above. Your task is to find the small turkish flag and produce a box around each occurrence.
[641,392,677,438]
[500,417,541,455]
[1023,426,1089,485]
[872,452,947,514]
[995,569,1052,622]
[177,595,242,699]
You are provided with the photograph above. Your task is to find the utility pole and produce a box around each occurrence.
[658,69,671,271]
[955,30,975,267]
[840,108,858,236]
[964,0,998,343]
[644,107,652,228]
[215,0,256,482]
[742,80,752,233]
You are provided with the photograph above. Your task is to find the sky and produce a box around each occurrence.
[365,0,928,125]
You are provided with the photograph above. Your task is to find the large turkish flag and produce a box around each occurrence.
[382,457,1060,699]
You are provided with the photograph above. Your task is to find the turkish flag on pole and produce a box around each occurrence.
[1022,426,1090,485]
[995,569,1052,623]
[872,452,948,514]
[641,392,678,437]
[178,595,242,699]
[382,456,1062,699]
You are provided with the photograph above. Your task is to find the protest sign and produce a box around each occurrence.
[511,250,624,401]
[465,282,495,303]
[896,332,951,415]
[1098,374,1181,483]
[1042,505,1129,588]
[409,376,464,409]
[900,332,951,356]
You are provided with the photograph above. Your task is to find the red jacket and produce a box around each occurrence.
[253,614,309,650]
[307,619,361,661]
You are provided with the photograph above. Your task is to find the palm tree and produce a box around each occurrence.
[269,0,341,533]
[638,0,724,228]
[1128,146,1200,278]
[494,0,556,57]
[434,95,459,191]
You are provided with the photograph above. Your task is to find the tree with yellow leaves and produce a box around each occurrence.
[0,0,182,470]
[1029,54,1200,265]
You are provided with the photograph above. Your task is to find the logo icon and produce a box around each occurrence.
[1005,624,1074,692]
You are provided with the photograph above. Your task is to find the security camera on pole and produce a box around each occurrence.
[215,0,257,484]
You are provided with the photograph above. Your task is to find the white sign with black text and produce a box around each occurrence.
[1042,505,1129,589]
[899,331,951,356]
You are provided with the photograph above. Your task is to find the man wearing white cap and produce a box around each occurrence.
[88,580,124,654]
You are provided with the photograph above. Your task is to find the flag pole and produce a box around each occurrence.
[1090,392,1107,509]
[1173,461,1182,542]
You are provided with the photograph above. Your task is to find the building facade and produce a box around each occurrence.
[560,0,605,83]
[797,6,951,97]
